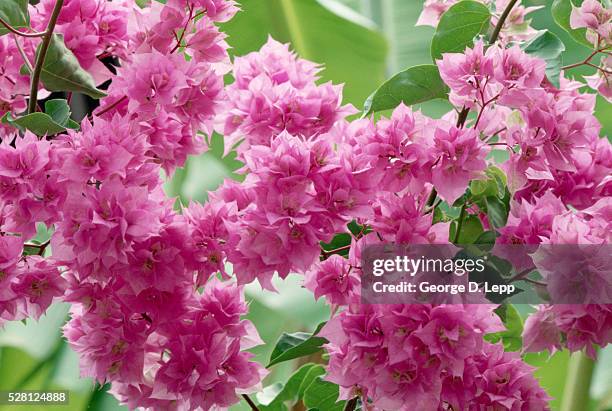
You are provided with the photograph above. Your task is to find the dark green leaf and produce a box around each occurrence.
[363,64,449,115]
[259,363,318,411]
[1,99,78,136]
[2,112,66,136]
[451,214,484,244]
[298,365,326,398]
[431,1,491,60]
[37,34,106,99]
[485,196,508,228]
[485,303,524,351]
[523,30,566,87]
[303,376,345,411]
[551,0,591,48]
[0,0,29,36]
[267,323,327,367]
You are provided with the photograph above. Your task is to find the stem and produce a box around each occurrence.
[344,397,359,411]
[170,3,194,54]
[12,34,33,73]
[490,0,519,44]
[321,244,352,259]
[456,106,470,128]
[242,394,260,411]
[27,0,64,114]
[95,95,127,116]
[453,203,467,243]
[0,17,46,38]
[560,351,596,411]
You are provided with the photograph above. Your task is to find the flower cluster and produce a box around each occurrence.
[216,37,355,157]
[1,0,612,409]
[321,303,551,410]
[32,0,131,82]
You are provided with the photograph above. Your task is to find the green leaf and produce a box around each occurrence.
[470,166,507,199]
[220,0,387,106]
[268,322,327,368]
[485,196,508,228]
[485,303,524,351]
[0,0,29,36]
[523,30,566,87]
[37,34,106,99]
[2,112,66,136]
[362,64,449,115]
[551,0,592,48]
[451,214,484,244]
[303,376,345,411]
[1,99,78,136]
[259,363,318,411]
[430,0,491,60]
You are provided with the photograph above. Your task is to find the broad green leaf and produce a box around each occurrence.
[2,112,68,136]
[259,363,318,411]
[485,303,523,351]
[220,0,387,106]
[303,376,345,411]
[44,99,79,129]
[362,64,449,115]
[1,100,78,136]
[298,365,326,398]
[470,166,507,199]
[451,214,484,244]
[551,0,592,48]
[37,34,106,99]
[267,322,327,367]
[431,1,491,60]
[523,30,566,87]
[0,0,29,36]
[485,196,508,228]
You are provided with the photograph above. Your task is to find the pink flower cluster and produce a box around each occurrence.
[32,0,131,82]
[95,0,234,173]
[321,303,551,410]
[0,236,65,325]
[216,37,355,157]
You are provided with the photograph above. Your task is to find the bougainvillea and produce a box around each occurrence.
[0,0,611,409]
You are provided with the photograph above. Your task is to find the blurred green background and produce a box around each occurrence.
[1,1,611,410]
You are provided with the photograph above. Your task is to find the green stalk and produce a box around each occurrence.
[27,0,64,114]
[560,351,596,411]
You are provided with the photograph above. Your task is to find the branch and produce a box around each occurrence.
[0,17,45,38]
[490,0,519,44]
[12,34,33,73]
[27,0,65,114]
[344,397,359,411]
[241,394,260,411]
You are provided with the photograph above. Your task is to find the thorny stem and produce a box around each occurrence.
[0,17,46,38]
[28,0,65,114]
